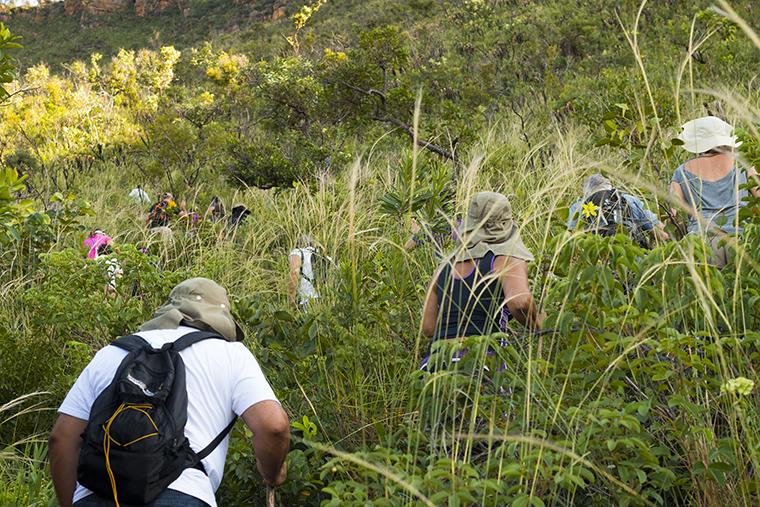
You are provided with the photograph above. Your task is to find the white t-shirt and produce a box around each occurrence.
[58,326,279,507]
[129,187,151,204]
[95,255,123,289]
[289,247,319,304]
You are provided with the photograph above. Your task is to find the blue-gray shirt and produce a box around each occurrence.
[671,164,748,235]
[567,193,661,231]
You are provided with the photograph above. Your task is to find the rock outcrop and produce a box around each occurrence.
[134,0,177,17]
[64,0,128,16]
[63,0,170,17]
[7,0,289,25]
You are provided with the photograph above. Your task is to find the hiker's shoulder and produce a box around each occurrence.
[620,193,646,208]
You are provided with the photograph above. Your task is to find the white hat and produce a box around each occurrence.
[677,116,742,154]
[581,173,612,200]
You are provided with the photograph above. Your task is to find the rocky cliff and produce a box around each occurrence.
[62,0,177,17]
[4,0,286,23]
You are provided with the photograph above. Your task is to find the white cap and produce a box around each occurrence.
[678,116,741,154]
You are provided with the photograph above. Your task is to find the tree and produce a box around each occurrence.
[0,22,21,102]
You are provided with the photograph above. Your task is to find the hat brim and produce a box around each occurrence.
[179,313,245,342]
[679,135,742,154]
[200,309,245,342]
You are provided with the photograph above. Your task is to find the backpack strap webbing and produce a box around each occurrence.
[111,334,151,353]
[196,417,237,464]
[297,249,314,282]
[171,330,228,351]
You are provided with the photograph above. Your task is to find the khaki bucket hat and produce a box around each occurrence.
[454,191,534,262]
[140,278,244,342]
[678,116,742,154]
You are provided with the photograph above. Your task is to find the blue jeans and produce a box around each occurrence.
[73,489,209,507]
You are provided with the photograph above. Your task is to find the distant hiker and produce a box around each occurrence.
[421,192,544,370]
[568,174,669,246]
[83,229,113,260]
[146,193,177,229]
[91,233,123,294]
[83,230,123,295]
[670,116,760,267]
[207,196,225,223]
[288,235,332,309]
[49,278,289,507]
[228,204,251,229]
[128,186,151,204]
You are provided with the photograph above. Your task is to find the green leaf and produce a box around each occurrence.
[512,495,530,507]
[651,369,673,382]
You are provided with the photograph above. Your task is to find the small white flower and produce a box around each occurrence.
[721,377,755,396]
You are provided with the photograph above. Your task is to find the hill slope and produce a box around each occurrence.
[2,1,760,506]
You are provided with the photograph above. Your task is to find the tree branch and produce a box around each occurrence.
[375,115,457,162]
[333,79,457,162]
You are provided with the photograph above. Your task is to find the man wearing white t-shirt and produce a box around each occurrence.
[49,278,290,507]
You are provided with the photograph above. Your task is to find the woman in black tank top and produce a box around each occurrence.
[421,192,544,369]
[433,251,505,341]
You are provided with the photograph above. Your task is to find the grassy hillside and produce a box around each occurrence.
[1,0,760,506]
[6,0,278,67]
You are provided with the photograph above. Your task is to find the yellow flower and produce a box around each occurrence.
[581,201,599,219]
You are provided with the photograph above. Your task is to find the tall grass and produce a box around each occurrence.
[2,5,760,507]
[0,393,54,506]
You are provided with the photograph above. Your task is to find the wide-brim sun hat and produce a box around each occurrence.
[454,191,534,262]
[581,173,613,201]
[677,116,742,154]
[140,277,245,342]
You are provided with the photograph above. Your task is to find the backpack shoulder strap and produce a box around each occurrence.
[111,334,151,353]
[171,330,227,352]
[196,417,237,463]
[300,248,315,281]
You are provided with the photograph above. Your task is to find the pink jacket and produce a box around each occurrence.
[83,232,113,259]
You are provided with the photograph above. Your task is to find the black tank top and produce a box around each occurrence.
[433,252,504,341]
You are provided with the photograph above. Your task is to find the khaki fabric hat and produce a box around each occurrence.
[678,116,742,154]
[454,191,534,262]
[140,278,244,342]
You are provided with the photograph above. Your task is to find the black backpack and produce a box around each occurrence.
[299,248,332,287]
[147,201,170,229]
[228,205,251,228]
[77,331,236,506]
[582,189,649,247]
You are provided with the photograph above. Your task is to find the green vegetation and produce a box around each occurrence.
[2,0,760,505]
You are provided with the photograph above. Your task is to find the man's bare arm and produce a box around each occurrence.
[241,400,290,486]
[49,414,88,507]
[288,254,301,307]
